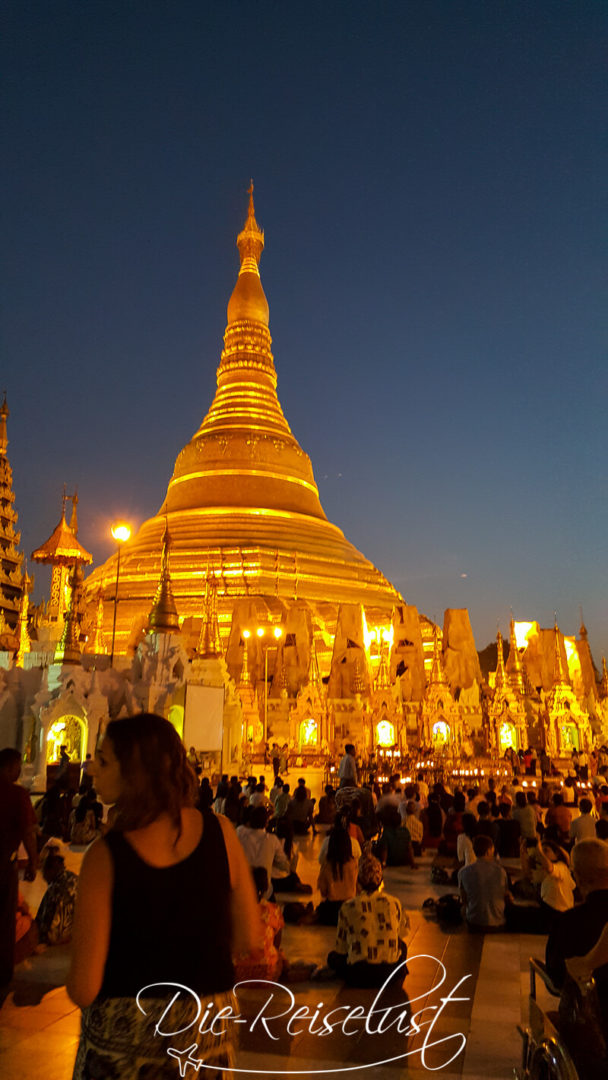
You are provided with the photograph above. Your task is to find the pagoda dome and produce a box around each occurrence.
[85,186,402,654]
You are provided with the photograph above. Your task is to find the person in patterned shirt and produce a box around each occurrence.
[327,854,409,987]
[35,850,78,945]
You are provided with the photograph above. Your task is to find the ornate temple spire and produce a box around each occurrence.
[308,639,322,689]
[14,568,32,667]
[239,633,252,687]
[196,574,222,658]
[0,394,25,630]
[86,589,107,654]
[32,496,93,621]
[552,622,570,687]
[578,605,588,641]
[494,630,507,689]
[600,656,608,699]
[55,564,84,664]
[429,627,448,686]
[147,524,180,634]
[375,636,391,690]
[506,617,525,692]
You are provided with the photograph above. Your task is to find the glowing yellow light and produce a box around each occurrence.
[514,621,535,649]
[499,722,516,753]
[300,718,318,747]
[376,720,395,747]
[243,629,251,639]
[273,627,283,639]
[111,523,131,543]
[256,627,265,637]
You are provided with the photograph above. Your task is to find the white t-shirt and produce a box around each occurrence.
[541,860,575,912]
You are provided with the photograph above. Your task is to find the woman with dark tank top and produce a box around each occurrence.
[67,713,260,1080]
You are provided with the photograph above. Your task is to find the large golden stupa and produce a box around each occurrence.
[87,187,401,652]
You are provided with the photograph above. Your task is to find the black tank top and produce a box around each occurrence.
[100,808,234,997]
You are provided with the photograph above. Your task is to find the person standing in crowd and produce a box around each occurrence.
[271,743,281,780]
[327,854,409,987]
[338,744,358,787]
[67,713,260,1079]
[0,747,38,989]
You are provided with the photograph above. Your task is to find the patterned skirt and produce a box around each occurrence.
[71,991,237,1080]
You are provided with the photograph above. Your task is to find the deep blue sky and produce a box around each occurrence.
[2,1,607,659]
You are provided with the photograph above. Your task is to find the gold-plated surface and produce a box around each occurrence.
[86,189,402,650]
[147,526,180,634]
[32,503,93,566]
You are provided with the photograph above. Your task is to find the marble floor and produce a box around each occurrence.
[0,822,554,1080]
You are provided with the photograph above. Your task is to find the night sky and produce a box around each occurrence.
[2,1,607,659]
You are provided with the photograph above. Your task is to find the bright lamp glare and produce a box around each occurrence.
[111,523,131,543]
[256,627,265,637]
[273,627,283,639]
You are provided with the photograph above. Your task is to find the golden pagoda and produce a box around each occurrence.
[0,395,25,632]
[32,493,93,620]
[86,186,401,655]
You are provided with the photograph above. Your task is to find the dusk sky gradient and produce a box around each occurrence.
[2,1,607,658]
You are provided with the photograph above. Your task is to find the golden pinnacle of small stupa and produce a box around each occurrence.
[147,523,180,634]
[495,630,506,688]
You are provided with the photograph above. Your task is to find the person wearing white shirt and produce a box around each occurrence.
[236,806,290,898]
[338,745,358,787]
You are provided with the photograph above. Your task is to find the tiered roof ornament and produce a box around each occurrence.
[14,568,32,667]
[0,395,25,630]
[31,493,93,621]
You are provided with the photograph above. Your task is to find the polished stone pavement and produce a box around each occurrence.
[0,819,553,1080]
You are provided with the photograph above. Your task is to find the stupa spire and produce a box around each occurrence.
[429,627,448,686]
[0,394,25,629]
[14,568,32,668]
[552,622,570,687]
[147,524,180,634]
[197,574,222,658]
[507,617,525,692]
[495,630,506,688]
[600,656,608,699]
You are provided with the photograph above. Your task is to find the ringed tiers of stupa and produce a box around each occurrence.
[85,188,401,653]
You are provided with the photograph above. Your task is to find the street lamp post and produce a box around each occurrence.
[110,523,131,665]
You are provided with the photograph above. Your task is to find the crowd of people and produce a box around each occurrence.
[2,728,608,1077]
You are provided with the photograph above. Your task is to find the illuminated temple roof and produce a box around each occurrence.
[86,187,401,650]
[31,501,93,567]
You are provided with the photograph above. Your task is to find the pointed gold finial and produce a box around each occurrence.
[226,182,269,326]
[147,522,180,634]
[429,626,448,686]
[197,573,222,659]
[601,656,608,697]
[553,621,570,686]
[495,630,506,688]
[507,617,525,692]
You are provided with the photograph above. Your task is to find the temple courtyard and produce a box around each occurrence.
[1,800,554,1080]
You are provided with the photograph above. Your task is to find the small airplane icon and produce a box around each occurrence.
[166,1044,208,1077]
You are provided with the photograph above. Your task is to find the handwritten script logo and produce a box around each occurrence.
[137,954,471,1076]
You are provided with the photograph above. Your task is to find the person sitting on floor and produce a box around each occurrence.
[512,790,538,842]
[233,867,287,983]
[316,816,359,925]
[401,799,424,856]
[458,835,511,931]
[535,837,575,925]
[545,792,572,846]
[494,801,521,858]
[35,850,78,945]
[236,805,290,897]
[456,813,477,868]
[420,792,445,849]
[287,784,315,835]
[546,839,608,1040]
[570,797,597,844]
[374,806,416,868]
[315,784,337,826]
[327,853,409,987]
[273,782,292,818]
[270,818,312,895]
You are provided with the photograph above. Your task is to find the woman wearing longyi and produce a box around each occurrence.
[67,712,260,1080]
